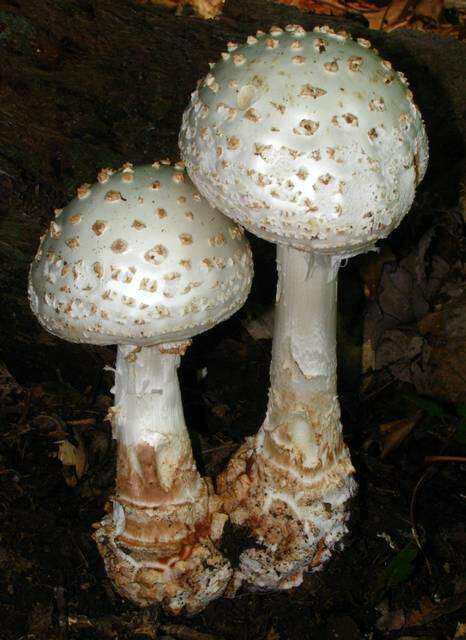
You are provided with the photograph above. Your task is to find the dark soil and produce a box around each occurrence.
[0,1,465,638]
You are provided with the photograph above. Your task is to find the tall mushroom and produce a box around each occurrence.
[180,25,428,590]
[28,162,253,612]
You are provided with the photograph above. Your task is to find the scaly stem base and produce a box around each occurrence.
[95,343,231,613]
[218,247,356,592]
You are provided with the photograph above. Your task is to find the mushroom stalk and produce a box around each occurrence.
[219,247,355,590]
[113,343,204,546]
[259,246,345,479]
[96,343,232,613]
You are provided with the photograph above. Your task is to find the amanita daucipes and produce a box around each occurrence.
[180,25,428,590]
[28,162,253,612]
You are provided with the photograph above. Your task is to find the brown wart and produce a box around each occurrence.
[179,234,193,245]
[300,85,327,99]
[105,190,123,202]
[77,183,91,199]
[111,239,128,254]
[92,220,107,236]
[132,220,147,230]
[144,244,168,265]
[66,237,80,249]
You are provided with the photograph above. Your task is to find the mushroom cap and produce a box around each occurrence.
[28,163,253,346]
[180,25,428,255]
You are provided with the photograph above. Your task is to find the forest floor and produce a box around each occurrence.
[1,303,466,639]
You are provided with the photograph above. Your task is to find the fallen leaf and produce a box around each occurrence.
[380,411,422,458]
[362,0,413,30]
[211,404,230,418]
[417,310,444,335]
[358,246,397,302]
[404,596,436,627]
[376,599,406,631]
[137,0,179,8]
[137,0,224,18]
[415,0,444,21]
[275,0,465,37]
[189,0,224,18]
[242,306,275,340]
[266,628,280,640]
[57,434,87,486]
[404,591,466,628]
[384,544,419,586]
[404,394,446,417]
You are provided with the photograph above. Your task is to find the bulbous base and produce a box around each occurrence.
[94,488,232,614]
[217,438,356,593]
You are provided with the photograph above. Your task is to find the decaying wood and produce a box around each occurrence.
[0,0,464,384]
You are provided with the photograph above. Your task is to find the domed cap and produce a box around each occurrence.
[29,163,253,346]
[180,25,428,255]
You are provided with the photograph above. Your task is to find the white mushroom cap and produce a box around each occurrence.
[29,163,253,346]
[180,25,428,255]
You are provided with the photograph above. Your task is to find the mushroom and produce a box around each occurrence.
[180,25,428,591]
[28,162,253,612]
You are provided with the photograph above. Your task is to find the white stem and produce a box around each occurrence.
[256,245,345,481]
[96,345,233,613]
[218,245,355,591]
[115,344,186,446]
[113,344,203,507]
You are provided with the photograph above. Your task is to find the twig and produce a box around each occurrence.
[386,19,411,31]
[361,376,396,403]
[425,455,466,463]
[310,0,353,12]
[17,390,32,426]
[409,466,437,577]
[66,418,96,426]
[202,442,237,454]
[378,0,394,29]
[160,624,223,640]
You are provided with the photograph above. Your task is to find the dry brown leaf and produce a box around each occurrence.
[376,599,406,631]
[358,246,397,302]
[379,411,422,458]
[57,434,87,486]
[279,0,347,16]
[403,591,466,628]
[358,0,413,30]
[136,0,224,18]
[211,403,230,418]
[275,0,465,37]
[243,305,275,340]
[189,0,224,18]
[415,0,444,20]
[137,0,179,8]
[417,310,444,335]
[404,597,437,627]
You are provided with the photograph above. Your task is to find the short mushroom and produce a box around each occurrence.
[180,25,428,590]
[28,162,253,612]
